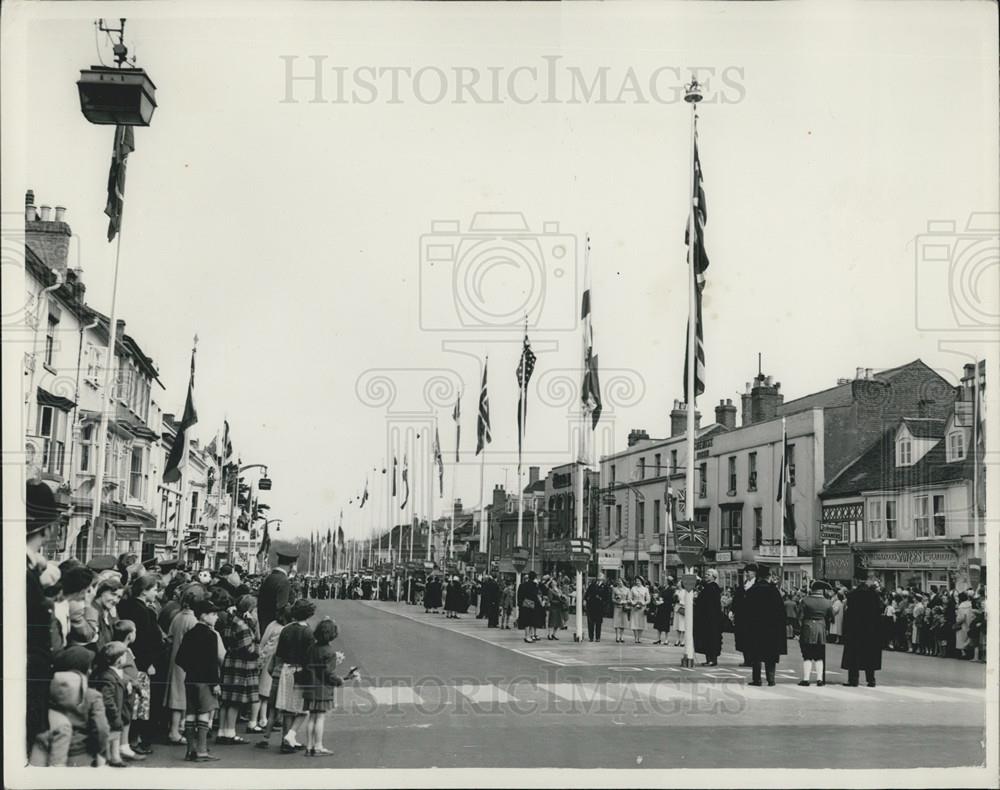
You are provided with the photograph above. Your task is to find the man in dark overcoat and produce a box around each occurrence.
[841,572,883,687]
[257,551,296,633]
[694,568,724,666]
[584,573,612,642]
[741,563,787,685]
[480,573,501,627]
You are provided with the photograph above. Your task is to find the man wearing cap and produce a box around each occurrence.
[740,563,787,686]
[841,572,883,687]
[26,480,62,753]
[258,552,297,633]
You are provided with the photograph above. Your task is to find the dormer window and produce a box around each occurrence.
[947,431,965,462]
[897,437,913,467]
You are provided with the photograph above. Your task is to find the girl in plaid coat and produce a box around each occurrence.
[217,595,259,744]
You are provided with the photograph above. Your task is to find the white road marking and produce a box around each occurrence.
[455,683,515,704]
[874,687,962,703]
[542,683,614,703]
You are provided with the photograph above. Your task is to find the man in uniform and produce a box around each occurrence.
[480,572,501,628]
[257,551,297,632]
[694,567,724,666]
[584,573,612,642]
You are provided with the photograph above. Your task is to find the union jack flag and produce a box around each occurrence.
[673,519,708,549]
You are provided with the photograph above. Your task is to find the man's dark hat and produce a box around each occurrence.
[742,562,760,574]
[276,552,298,565]
[26,480,63,536]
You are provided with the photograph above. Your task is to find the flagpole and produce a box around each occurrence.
[779,417,786,580]
[517,331,527,590]
[85,228,125,562]
[479,357,489,557]
[575,235,591,643]
[682,78,700,670]
[972,362,980,575]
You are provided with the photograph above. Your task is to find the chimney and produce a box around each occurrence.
[669,400,701,437]
[715,398,737,430]
[25,192,72,276]
[856,367,864,380]
[492,484,507,512]
[529,466,540,485]
[741,382,752,427]
[627,428,650,447]
[749,371,784,425]
[865,368,874,380]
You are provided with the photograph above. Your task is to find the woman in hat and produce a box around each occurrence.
[629,576,651,644]
[797,581,834,686]
[611,577,631,643]
[175,600,226,761]
[516,571,543,643]
[545,576,567,640]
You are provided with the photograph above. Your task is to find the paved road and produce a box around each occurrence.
[136,598,988,770]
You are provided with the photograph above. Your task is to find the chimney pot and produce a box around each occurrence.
[39,205,52,221]
[865,368,873,380]
[765,375,774,387]
[745,382,752,394]
[54,206,66,222]
[856,367,864,380]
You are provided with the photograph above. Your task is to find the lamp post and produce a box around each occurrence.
[227,463,271,566]
[78,18,156,563]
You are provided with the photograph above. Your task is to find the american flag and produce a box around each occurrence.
[516,332,537,456]
[476,359,491,455]
[683,120,709,402]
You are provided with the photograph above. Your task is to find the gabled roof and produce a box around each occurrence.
[899,418,946,439]
[821,426,972,498]
[779,360,942,416]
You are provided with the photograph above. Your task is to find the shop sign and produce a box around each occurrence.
[597,550,621,570]
[115,525,140,542]
[863,549,958,569]
[758,545,798,558]
[820,523,846,542]
[821,553,854,581]
[715,551,733,563]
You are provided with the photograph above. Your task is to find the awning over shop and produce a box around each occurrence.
[37,387,76,411]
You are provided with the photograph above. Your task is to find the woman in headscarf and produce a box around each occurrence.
[611,577,630,644]
[629,576,651,644]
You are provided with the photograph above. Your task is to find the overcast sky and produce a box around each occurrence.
[6,1,998,543]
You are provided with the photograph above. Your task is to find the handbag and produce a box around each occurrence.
[521,599,535,610]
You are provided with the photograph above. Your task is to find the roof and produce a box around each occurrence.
[899,418,946,439]
[778,360,940,416]
[524,479,546,494]
[821,426,973,498]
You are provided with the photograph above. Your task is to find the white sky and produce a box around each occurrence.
[5,1,998,543]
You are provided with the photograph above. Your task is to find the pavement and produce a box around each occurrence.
[134,598,990,770]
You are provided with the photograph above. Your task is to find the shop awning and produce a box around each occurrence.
[37,387,76,411]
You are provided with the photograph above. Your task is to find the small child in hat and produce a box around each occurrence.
[89,641,131,766]
[175,600,225,761]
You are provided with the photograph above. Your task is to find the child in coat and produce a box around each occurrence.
[110,620,145,762]
[89,641,131,767]
[175,600,225,761]
[301,618,358,757]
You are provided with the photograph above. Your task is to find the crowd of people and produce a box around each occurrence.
[25,482,358,767]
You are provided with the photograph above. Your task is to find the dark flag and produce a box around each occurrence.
[163,342,198,484]
[433,426,444,497]
[392,456,398,496]
[777,419,795,543]
[400,454,409,510]
[105,125,135,242]
[683,124,709,402]
[580,255,602,429]
[476,359,492,455]
[360,479,369,508]
[337,524,344,547]
[516,333,537,456]
[257,522,271,566]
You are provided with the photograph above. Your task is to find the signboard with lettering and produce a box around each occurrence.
[715,551,733,563]
[142,529,167,545]
[758,544,798,558]
[862,548,958,570]
[597,550,621,570]
[115,525,140,542]
[820,523,846,542]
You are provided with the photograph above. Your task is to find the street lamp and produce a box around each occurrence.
[77,20,157,126]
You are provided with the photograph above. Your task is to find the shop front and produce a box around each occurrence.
[755,545,812,590]
[854,541,962,591]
